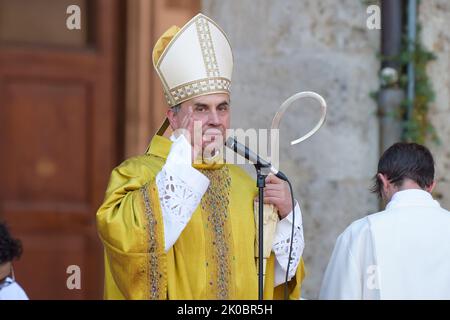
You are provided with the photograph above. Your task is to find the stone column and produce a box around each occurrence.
[419,0,450,209]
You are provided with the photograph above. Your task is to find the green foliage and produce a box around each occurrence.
[402,34,439,144]
[374,24,439,145]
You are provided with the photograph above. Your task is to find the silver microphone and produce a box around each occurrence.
[225,136,288,181]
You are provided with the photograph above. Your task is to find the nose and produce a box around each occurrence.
[208,109,220,126]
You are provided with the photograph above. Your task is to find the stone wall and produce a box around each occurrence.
[203,0,381,298]
[419,0,450,210]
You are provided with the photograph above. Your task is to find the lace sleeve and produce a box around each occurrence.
[273,201,305,286]
[156,134,210,252]
[156,168,205,225]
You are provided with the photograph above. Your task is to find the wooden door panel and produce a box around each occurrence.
[14,233,87,300]
[0,0,123,299]
[0,79,90,204]
[0,0,89,47]
[0,0,201,300]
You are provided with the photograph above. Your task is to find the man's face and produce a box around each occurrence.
[168,93,230,150]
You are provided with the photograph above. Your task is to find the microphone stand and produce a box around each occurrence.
[255,163,269,300]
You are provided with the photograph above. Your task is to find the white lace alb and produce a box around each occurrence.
[156,168,203,225]
[272,203,304,282]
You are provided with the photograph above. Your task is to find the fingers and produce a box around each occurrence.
[174,107,194,140]
[265,174,286,195]
[263,196,281,204]
[180,106,194,130]
[265,173,283,185]
[263,174,292,216]
[264,184,284,192]
[263,189,283,198]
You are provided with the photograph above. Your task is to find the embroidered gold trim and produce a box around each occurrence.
[140,183,162,300]
[200,166,233,299]
[167,77,231,104]
[196,16,220,78]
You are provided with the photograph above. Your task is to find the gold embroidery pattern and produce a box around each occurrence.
[167,77,231,105]
[164,91,172,106]
[140,183,161,300]
[195,16,220,78]
[160,15,232,106]
[200,166,233,299]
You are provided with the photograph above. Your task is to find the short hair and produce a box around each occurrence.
[371,142,435,198]
[0,221,23,264]
[171,104,181,115]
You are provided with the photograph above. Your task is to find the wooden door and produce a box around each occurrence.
[0,0,124,299]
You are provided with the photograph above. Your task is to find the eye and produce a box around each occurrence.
[194,105,207,112]
[217,104,229,112]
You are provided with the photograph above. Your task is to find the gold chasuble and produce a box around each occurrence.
[96,135,305,299]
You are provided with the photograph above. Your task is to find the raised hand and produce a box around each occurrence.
[263,174,293,219]
[173,106,202,162]
[173,106,194,139]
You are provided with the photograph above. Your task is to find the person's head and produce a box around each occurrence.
[152,14,233,158]
[167,93,230,148]
[0,222,22,286]
[371,142,436,202]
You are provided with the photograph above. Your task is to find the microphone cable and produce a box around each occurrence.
[284,177,296,300]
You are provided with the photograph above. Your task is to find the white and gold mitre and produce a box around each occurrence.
[152,13,233,107]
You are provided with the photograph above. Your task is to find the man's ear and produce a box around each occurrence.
[378,173,391,194]
[427,180,437,193]
[377,173,389,189]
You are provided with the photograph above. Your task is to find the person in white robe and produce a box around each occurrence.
[0,277,29,300]
[320,142,450,299]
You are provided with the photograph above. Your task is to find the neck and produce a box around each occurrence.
[384,179,429,203]
[397,180,424,192]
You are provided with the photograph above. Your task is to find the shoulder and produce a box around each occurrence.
[104,154,165,193]
[113,154,164,177]
[337,216,372,247]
